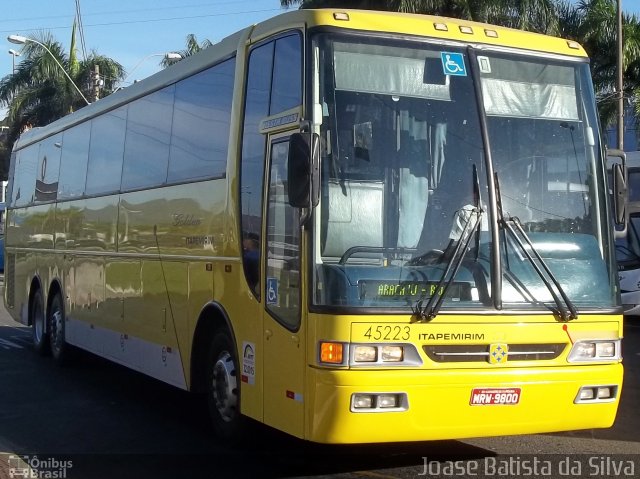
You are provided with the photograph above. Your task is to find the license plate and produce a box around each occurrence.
[470,387,521,405]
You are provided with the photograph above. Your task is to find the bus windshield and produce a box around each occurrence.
[312,33,616,312]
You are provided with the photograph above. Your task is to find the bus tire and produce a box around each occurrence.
[207,329,244,442]
[48,293,70,365]
[31,289,50,356]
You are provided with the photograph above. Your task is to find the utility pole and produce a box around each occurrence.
[617,0,624,150]
[91,64,100,102]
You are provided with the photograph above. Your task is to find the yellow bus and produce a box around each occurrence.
[3,9,626,444]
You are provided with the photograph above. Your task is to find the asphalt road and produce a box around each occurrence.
[0,283,638,479]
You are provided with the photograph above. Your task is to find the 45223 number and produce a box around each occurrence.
[363,325,410,341]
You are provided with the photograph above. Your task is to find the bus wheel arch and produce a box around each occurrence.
[191,302,245,441]
[28,277,49,355]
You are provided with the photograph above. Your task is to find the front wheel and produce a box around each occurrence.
[48,294,70,364]
[30,289,50,356]
[206,329,244,442]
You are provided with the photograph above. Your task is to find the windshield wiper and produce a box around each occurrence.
[414,165,484,321]
[494,173,578,321]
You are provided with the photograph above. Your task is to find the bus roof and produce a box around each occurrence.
[13,8,588,150]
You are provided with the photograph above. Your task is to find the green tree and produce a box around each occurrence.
[573,1,640,131]
[0,28,124,180]
[160,33,213,68]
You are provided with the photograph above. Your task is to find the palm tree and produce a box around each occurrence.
[0,29,124,179]
[160,34,213,68]
[573,0,640,130]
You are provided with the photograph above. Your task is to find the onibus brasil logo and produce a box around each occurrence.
[7,455,73,479]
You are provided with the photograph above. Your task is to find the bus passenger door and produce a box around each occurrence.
[262,133,305,437]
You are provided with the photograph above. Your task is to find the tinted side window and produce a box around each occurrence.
[240,41,274,297]
[271,34,302,114]
[12,144,39,207]
[35,133,62,203]
[122,86,174,190]
[86,106,127,195]
[168,58,235,183]
[58,122,91,200]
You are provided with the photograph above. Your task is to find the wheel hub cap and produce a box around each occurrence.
[212,352,238,422]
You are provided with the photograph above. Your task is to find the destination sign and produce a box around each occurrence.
[358,280,471,301]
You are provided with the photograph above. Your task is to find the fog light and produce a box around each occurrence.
[378,394,399,408]
[354,346,377,362]
[597,387,612,399]
[579,388,595,400]
[596,342,615,358]
[381,345,403,362]
[353,394,374,409]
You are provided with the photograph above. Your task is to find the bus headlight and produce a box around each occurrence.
[349,343,422,367]
[568,340,620,362]
[317,342,422,367]
[381,345,404,362]
[353,345,377,362]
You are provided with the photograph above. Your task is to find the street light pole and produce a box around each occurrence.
[8,49,20,74]
[7,34,90,106]
[616,0,624,150]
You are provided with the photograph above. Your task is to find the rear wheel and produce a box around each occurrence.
[206,329,244,442]
[30,289,50,355]
[48,294,70,364]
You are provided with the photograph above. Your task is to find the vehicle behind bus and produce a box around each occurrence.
[614,151,640,314]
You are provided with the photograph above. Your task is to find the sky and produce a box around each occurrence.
[0,0,288,117]
[1,0,640,119]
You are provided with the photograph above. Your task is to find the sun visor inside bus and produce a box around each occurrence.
[333,43,450,100]
[479,57,579,120]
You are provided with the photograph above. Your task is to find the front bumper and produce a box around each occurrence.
[306,363,623,444]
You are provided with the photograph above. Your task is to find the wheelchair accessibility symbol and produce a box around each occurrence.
[266,277,279,305]
[441,52,467,76]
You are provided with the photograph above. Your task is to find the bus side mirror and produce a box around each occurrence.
[288,132,320,209]
[608,149,627,238]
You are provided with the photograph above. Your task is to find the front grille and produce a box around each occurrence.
[423,343,566,363]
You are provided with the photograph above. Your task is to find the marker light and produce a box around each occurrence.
[567,40,581,50]
[320,342,344,364]
[484,29,498,38]
[333,12,350,21]
[434,23,448,31]
[459,26,473,34]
